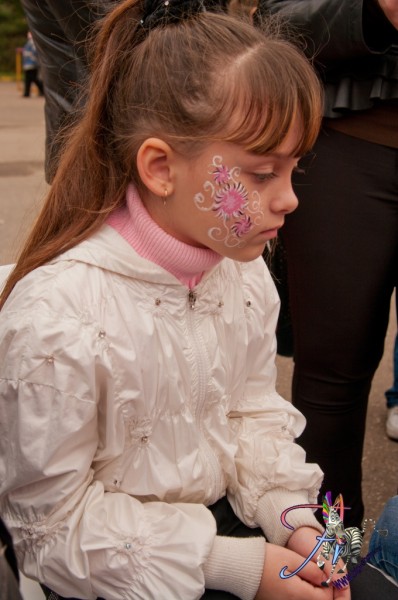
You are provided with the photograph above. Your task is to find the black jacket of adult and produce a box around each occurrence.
[20,0,115,182]
[21,0,229,182]
[256,0,398,117]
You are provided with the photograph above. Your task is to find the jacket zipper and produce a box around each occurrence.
[188,289,197,310]
[186,289,221,504]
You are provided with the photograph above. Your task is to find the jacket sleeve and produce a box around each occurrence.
[257,0,398,64]
[226,258,323,541]
[0,297,216,600]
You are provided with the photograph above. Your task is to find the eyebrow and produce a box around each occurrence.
[247,151,301,161]
[267,152,301,159]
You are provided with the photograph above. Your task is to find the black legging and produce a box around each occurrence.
[23,68,44,97]
[282,126,398,528]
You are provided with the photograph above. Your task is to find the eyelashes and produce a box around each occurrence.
[253,166,306,183]
[253,172,277,182]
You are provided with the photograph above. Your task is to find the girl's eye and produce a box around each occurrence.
[253,172,277,182]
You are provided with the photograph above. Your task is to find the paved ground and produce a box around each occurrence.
[0,81,396,596]
[0,82,48,265]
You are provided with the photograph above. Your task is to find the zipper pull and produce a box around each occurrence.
[188,290,197,309]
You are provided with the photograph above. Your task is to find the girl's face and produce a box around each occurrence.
[154,123,301,262]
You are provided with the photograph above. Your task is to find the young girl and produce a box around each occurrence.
[0,1,348,599]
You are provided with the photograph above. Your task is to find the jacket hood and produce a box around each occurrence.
[55,225,224,287]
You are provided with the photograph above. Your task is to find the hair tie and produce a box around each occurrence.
[140,0,227,30]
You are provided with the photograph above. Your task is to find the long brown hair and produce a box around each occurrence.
[0,0,322,308]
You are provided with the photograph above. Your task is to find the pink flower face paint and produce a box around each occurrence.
[193,156,264,248]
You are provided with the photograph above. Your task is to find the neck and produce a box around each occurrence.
[106,184,222,288]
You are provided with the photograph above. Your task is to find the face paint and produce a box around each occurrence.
[193,156,264,247]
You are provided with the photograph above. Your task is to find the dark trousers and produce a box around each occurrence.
[281,127,398,528]
[23,68,44,97]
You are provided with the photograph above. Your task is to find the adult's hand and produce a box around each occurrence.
[378,0,398,28]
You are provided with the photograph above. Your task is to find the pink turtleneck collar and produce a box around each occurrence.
[106,184,222,288]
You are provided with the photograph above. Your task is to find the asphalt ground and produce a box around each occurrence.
[0,79,397,557]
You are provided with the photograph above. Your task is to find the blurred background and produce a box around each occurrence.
[0,1,28,83]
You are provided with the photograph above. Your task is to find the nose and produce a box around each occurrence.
[271,180,299,215]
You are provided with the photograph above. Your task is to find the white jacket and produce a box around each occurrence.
[0,226,322,599]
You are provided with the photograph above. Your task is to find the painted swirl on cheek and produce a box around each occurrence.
[193,156,264,248]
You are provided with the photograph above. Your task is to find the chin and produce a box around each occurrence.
[228,243,266,263]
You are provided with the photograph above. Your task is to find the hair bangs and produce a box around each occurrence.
[214,37,323,157]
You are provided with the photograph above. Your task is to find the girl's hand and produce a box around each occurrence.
[254,543,333,600]
[378,0,398,28]
[287,527,351,600]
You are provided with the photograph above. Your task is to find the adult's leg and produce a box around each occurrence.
[386,302,398,408]
[282,128,398,527]
[368,494,398,583]
[33,70,44,96]
[28,69,41,96]
[386,320,398,438]
[23,70,34,97]
[349,563,398,600]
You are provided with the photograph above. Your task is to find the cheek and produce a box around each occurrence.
[192,157,264,248]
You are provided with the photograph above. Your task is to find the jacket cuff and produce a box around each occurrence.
[363,0,398,51]
[255,488,324,547]
[203,535,265,600]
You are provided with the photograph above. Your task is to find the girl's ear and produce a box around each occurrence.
[136,138,175,197]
